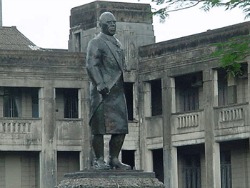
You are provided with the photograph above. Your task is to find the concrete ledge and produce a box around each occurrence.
[56,170,164,188]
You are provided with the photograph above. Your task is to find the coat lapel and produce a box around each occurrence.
[99,33,124,71]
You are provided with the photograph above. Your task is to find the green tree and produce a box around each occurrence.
[147,0,250,21]
[212,35,250,77]
[139,0,250,77]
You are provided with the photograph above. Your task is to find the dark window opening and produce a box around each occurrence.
[182,154,201,188]
[3,88,21,117]
[220,151,232,188]
[124,82,134,120]
[218,70,228,106]
[151,79,162,116]
[31,88,39,118]
[3,87,39,118]
[176,73,202,112]
[75,32,81,52]
[64,89,78,118]
[57,151,80,184]
[239,63,248,79]
[152,149,164,183]
[218,69,238,106]
[0,151,40,188]
[121,150,135,169]
[182,88,199,111]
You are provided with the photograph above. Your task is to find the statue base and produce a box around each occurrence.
[56,170,165,188]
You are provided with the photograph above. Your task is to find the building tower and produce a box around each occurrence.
[68,1,155,71]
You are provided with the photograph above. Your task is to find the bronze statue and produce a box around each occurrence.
[86,12,131,170]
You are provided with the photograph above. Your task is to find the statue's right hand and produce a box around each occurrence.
[97,83,110,95]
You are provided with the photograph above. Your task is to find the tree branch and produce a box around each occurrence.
[152,1,201,14]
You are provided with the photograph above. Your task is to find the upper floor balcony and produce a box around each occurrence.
[0,118,42,150]
[171,102,250,145]
[171,66,249,144]
[143,65,250,146]
[171,110,205,146]
[0,87,86,150]
[214,102,250,141]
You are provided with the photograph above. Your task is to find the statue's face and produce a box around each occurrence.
[100,13,116,36]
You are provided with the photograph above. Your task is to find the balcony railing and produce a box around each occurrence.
[0,118,42,134]
[177,113,199,129]
[173,111,203,129]
[215,103,248,129]
[0,121,31,133]
[219,107,244,122]
[172,110,204,135]
[0,118,42,147]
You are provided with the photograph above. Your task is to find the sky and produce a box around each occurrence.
[2,0,249,49]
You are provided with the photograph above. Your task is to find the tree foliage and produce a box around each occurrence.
[211,35,250,77]
[149,0,250,22]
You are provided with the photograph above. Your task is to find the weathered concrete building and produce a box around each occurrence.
[138,22,250,187]
[0,1,250,188]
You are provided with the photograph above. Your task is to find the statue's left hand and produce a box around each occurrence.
[97,83,110,95]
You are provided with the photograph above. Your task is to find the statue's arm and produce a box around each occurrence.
[86,40,109,95]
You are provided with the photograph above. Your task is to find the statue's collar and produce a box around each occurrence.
[99,32,121,48]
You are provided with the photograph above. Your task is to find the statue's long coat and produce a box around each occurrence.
[86,32,128,135]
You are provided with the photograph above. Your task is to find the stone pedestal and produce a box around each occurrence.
[56,170,164,188]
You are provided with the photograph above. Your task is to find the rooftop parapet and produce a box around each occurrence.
[70,1,152,30]
[139,21,250,58]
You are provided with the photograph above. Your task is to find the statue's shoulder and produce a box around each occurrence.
[89,33,105,46]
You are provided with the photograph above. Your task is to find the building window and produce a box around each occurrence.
[221,151,232,188]
[56,88,79,119]
[182,154,201,188]
[31,88,39,118]
[182,88,199,111]
[3,87,40,118]
[218,70,229,106]
[0,152,39,188]
[152,149,164,183]
[121,150,135,170]
[218,68,243,106]
[75,32,81,52]
[144,79,162,117]
[176,73,202,112]
[57,151,80,184]
[151,79,162,116]
[64,89,78,118]
[124,82,134,121]
[3,88,21,117]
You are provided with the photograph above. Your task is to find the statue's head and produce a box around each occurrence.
[99,12,116,36]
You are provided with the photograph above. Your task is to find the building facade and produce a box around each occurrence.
[0,1,250,188]
[138,22,250,188]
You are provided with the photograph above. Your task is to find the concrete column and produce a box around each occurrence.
[162,76,178,187]
[133,82,139,120]
[40,86,57,188]
[79,84,91,169]
[144,149,153,172]
[143,82,151,117]
[134,149,140,170]
[203,69,221,188]
[137,80,152,171]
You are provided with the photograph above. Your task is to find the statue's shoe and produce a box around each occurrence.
[108,157,131,170]
[93,158,110,170]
